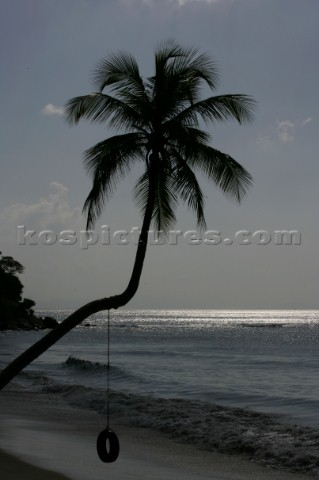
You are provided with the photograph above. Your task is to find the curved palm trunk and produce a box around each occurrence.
[0,166,157,390]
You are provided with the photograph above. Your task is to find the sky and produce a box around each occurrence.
[0,0,318,310]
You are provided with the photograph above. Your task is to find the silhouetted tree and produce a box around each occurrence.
[0,254,34,328]
[0,40,255,389]
[0,255,24,275]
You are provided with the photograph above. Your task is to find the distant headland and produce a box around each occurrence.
[0,253,58,331]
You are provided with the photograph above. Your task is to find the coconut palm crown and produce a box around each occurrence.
[65,40,255,233]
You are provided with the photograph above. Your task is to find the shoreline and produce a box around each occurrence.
[0,449,72,480]
[0,387,316,480]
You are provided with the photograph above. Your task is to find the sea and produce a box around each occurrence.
[1,309,319,474]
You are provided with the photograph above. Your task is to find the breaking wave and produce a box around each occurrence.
[62,356,140,384]
[63,356,110,372]
[36,380,319,476]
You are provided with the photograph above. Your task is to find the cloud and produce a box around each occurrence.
[276,117,312,143]
[301,117,312,126]
[137,0,223,5]
[42,103,64,116]
[0,182,83,239]
[176,0,220,3]
[258,116,312,148]
[277,120,295,143]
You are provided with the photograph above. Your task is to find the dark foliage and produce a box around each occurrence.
[0,253,56,330]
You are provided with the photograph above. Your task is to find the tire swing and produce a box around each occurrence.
[96,310,120,463]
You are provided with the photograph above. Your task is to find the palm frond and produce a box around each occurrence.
[166,50,219,92]
[91,51,152,122]
[92,51,144,94]
[154,39,185,73]
[134,169,178,235]
[65,93,144,130]
[164,123,210,147]
[153,171,178,234]
[165,94,256,129]
[149,41,219,124]
[189,94,256,125]
[186,143,253,202]
[153,40,218,88]
[170,151,207,230]
[83,133,145,228]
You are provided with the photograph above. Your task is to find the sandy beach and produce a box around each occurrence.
[0,449,72,480]
[0,387,315,480]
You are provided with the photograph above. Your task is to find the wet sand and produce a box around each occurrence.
[0,449,72,480]
[0,389,315,480]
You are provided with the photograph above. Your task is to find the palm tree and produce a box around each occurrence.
[0,40,255,389]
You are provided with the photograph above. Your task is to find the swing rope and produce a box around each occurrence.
[96,309,120,463]
[106,308,110,428]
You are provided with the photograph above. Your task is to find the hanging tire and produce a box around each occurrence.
[96,427,120,463]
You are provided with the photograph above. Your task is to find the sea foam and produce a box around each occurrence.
[35,376,319,475]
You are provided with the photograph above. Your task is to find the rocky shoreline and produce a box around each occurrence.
[0,315,58,331]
